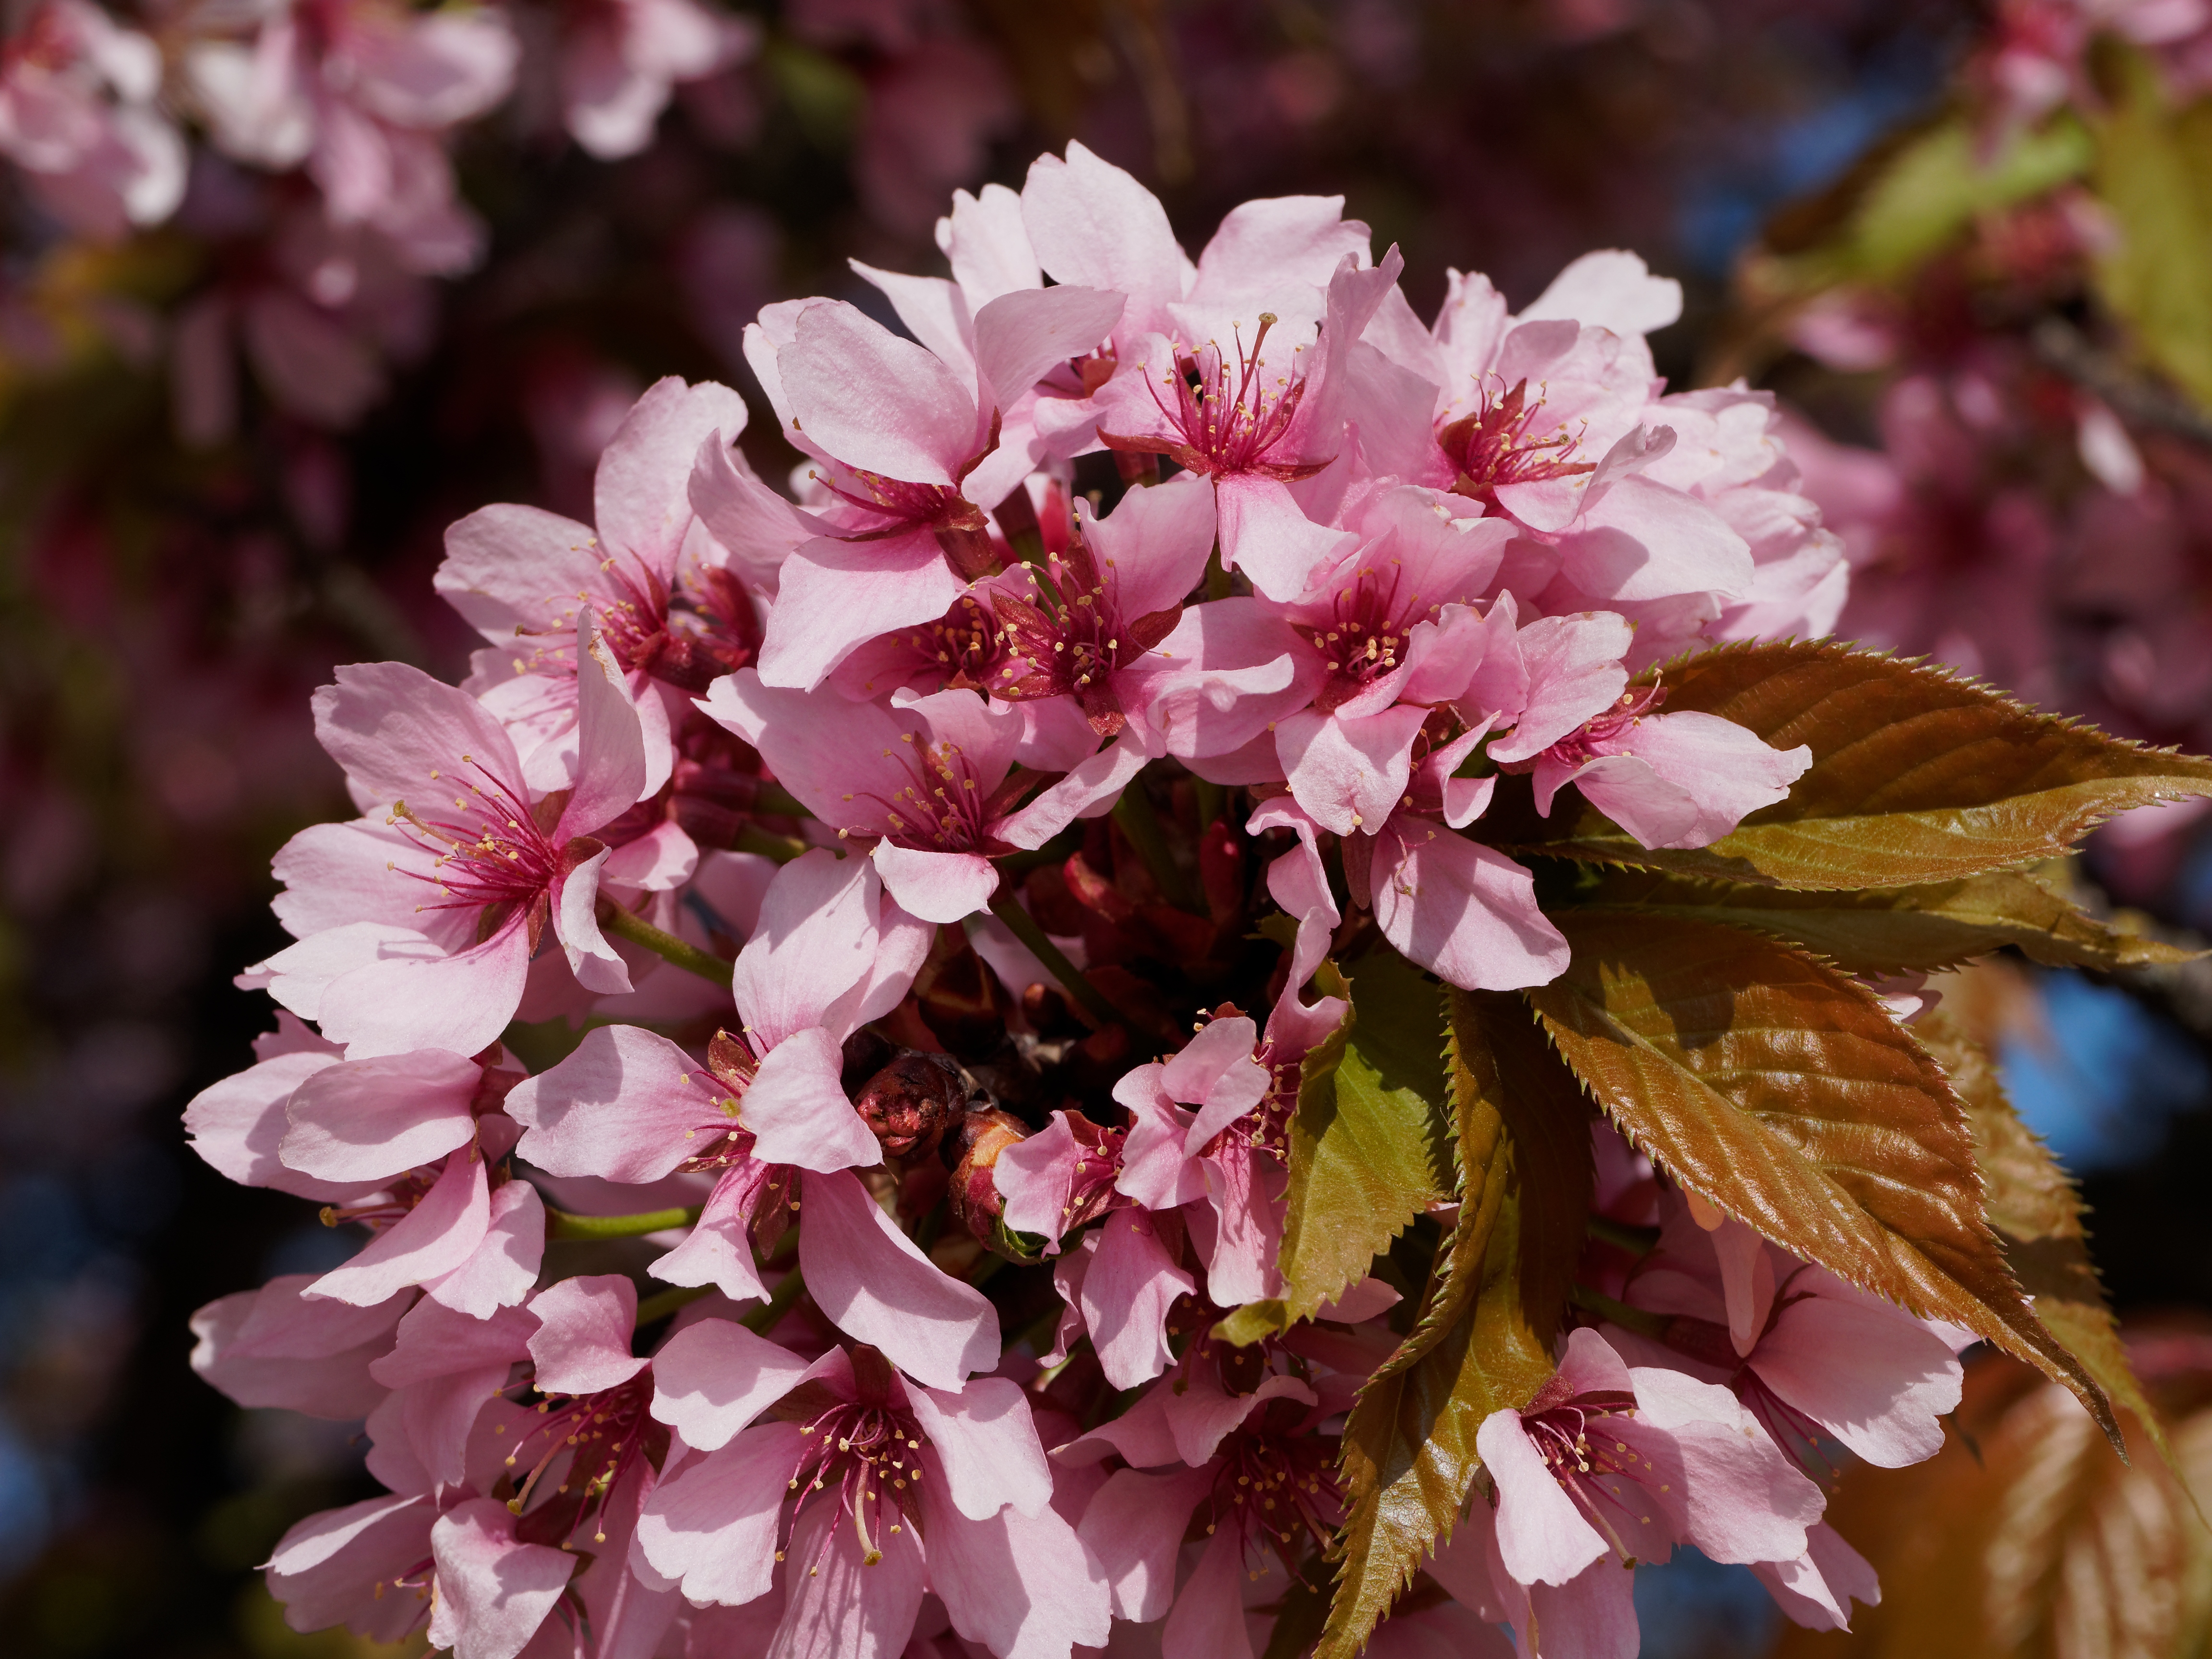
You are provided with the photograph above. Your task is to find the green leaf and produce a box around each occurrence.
[1317,991,1591,1659]
[1527,908,2121,1450]
[1851,115,2093,282]
[1581,866,2197,976]
[2091,46,2212,410]
[1488,641,2212,890]
[1231,950,1453,1343]
[1915,1008,2169,1476]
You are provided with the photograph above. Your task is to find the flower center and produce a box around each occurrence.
[388,759,560,916]
[1203,1426,1341,1568]
[504,1371,663,1548]
[1542,682,1666,770]
[787,1397,928,1568]
[1106,314,1324,481]
[1301,563,1436,714]
[1439,377,1595,504]
[866,735,995,854]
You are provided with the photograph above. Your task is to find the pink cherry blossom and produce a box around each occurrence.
[637,1338,1110,1659]
[0,0,184,240]
[554,0,757,160]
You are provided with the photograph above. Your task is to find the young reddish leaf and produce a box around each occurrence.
[1776,1351,2212,1659]
[1317,991,1591,1659]
[1527,908,2121,1449]
[1584,866,2198,976]
[1916,1008,2171,1476]
[1490,640,2212,889]
[1223,949,1453,1346]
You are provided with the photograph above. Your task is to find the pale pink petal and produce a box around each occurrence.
[312,660,524,813]
[1556,475,1752,603]
[1076,1463,1214,1622]
[317,916,533,1061]
[1475,1407,1607,1587]
[972,285,1125,407]
[871,843,998,924]
[1369,822,1569,992]
[650,1319,814,1451]
[1486,613,1631,764]
[435,503,605,641]
[753,532,970,691]
[994,735,1151,852]
[993,1113,1082,1242]
[506,1024,714,1182]
[424,1178,546,1316]
[429,1497,576,1659]
[1194,1137,1284,1307]
[1050,1377,1181,1469]
[562,612,652,838]
[783,300,981,486]
[700,673,913,830]
[906,1376,1052,1520]
[528,1273,648,1395]
[1215,472,1358,602]
[635,1420,804,1605]
[1111,1072,1204,1212]
[1751,1294,1961,1467]
[731,849,888,1048]
[1594,710,1810,849]
[741,1027,879,1172]
[647,1166,771,1303]
[1621,1364,1823,1563]
[602,819,699,891]
[1080,469,1218,619]
[1078,1209,1195,1391]
[597,377,748,574]
[265,1493,434,1643]
[918,1452,1112,1659]
[280,1049,481,1181]
[1160,1014,1264,1112]
[307,1152,491,1306]
[371,1298,538,1389]
[1275,703,1428,838]
[1520,250,1683,337]
[773,1490,928,1658]
[798,1169,997,1389]
[1165,1371,1314,1468]
[185,1048,361,1200]
[1161,1525,1253,1659]
[1751,1522,1881,1632]
[1020,141,1186,326]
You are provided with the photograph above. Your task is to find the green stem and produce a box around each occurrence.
[599,904,733,986]
[546,1204,704,1242]
[734,824,809,864]
[752,781,810,819]
[1587,1215,1661,1258]
[740,1266,807,1334]
[1113,784,1197,912]
[988,890,1125,1030]
[633,1284,712,1326]
[1569,1284,1670,1341]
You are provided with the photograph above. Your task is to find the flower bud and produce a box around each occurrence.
[945,1107,1044,1262]
[853,1050,965,1160]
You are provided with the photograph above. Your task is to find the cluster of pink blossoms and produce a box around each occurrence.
[184,145,1966,1659]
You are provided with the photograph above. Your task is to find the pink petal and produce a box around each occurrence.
[918,1452,1112,1659]
[783,300,981,486]
[1275,703,1428,839]
[1475,1407,1607,1587]
[1194,1137,1286,1307]
[527,1273,648,1395]
[1486,613,1631,764]
[1051,1375,1182,1469]
[312,660,523,815]
[1521,250,1683,337]
[871,843,998,924]
[371,1298,538,1389]
[1080,469,1218,621]
[797,1168,998,1391]
[189,1276,408,1419]
[1076,1463,1214,1621]
[435,503,603,642]
[1215,472,1358,602]
[280,1049,481,1182]
[1620,1365,1823,1563]
[1110,1070,1204,1212]
[505,1024,714,1182]
[1161,1014,1264,1114]
[1161,1524,1254,1659]
[307,1152,491,1306]
[1750,1293,1961,1467]
[1556,474,1752,603]
[731,849,886,1049]
[1166,1371,1314,1468]
[649,1319,813,1452]
[906,1377,1053,1521]
[264,1493,434,1643]
[700,673,913,831]
[317,916,533,1061]
[596,377,748,575]
[562,612,651,839]
[773,1489,928,1659]
[601,819,699,891]
[1020,141,1185,325]
[429,1497,575,1659]
[635,1420,804,1605]
[649,1166,772,1304]
[994,735,1151,852]
[993,1113,1082,1242]
[185,1048,364,1200]
[1597,710,1811,849]
[752,531,970,691]
[973,285,1125,407]
[741,1027,879,1172]
[1750,1521,1881,1633]
[1078,1208,1195,1391]
[1369,822,1569,992]
[424,1178,545,1316]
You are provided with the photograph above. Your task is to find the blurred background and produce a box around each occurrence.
[7,0,2212,1653]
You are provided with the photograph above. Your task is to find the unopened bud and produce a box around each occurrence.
[946,1107,1043,1262]
[853,1051,964,1160]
